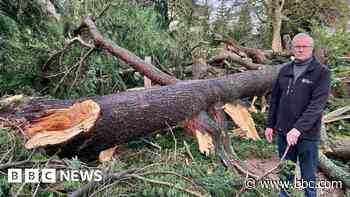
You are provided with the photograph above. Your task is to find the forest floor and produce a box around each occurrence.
[245,156,344,196]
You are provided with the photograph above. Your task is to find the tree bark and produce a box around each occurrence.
[223,39,268,64]
[269,0,284,52]
[325,137,350,162]
[319,152,350,188]
[1,15,286,163]
[328,145,350,162]
[207,51,265,70]
[8,65,282,161]
[76,16,277,166]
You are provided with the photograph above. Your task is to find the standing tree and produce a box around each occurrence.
[152,0,170,28]
[268,0,285,52]
[282,0,350,33]
[213,0,231,36]
[234,4,253,42]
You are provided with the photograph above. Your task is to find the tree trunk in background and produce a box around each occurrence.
[38,0,61,21]
[269,0,284,52]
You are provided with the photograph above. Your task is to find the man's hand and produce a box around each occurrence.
[286,128,301,146]
[265,128,274,143]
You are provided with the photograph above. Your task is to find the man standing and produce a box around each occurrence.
[265,33,331,197]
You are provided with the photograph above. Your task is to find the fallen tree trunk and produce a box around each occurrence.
[79,16,226,157]
[319,152,350,188]
[4,65,282,161]
[1,16,286,165]
[328,145,350,162]
[325,138,350,162]
[71,16,281,164]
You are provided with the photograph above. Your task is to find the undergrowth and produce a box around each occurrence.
[0,125,289,197]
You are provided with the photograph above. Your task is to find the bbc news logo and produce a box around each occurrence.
[7,168,103,183]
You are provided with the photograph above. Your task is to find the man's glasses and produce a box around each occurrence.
[292,45,313,49]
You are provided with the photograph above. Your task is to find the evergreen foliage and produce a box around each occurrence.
[0,0,184,98]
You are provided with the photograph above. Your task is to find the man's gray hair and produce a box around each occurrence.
[292,33,314,48]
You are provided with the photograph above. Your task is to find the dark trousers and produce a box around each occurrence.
[277,134,319,197]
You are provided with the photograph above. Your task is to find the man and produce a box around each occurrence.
[265,33,331,197]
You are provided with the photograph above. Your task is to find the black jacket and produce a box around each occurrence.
[266,57,331,140]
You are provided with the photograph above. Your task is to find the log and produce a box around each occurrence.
[218,39,293,63]
[319,152,350,188]
[207,51,265,70]
[79,16,224,156]
[329,145,350,162]
[319,122,332,153]
[325,138,350,162]
[77,16,276,163]
[320,116,350,162]
[4,65,282,161]
[1,16,285,163]
[192,58,225,79]
[218,39,268,64]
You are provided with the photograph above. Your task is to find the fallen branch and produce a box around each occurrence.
[81,16,178,85]
[0,117,27,137]
[69,169,137,197]
[337,56,350,59]
[42,35,95,75]
[69,168,207,197]
[323,105,350,123]
[324,115,350,124]
[208,51,265,70]
[131,175,204,197]
[64,36,95,49]
[217,39,268,64]
[0,160,49,170]
[53,47,96,93]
